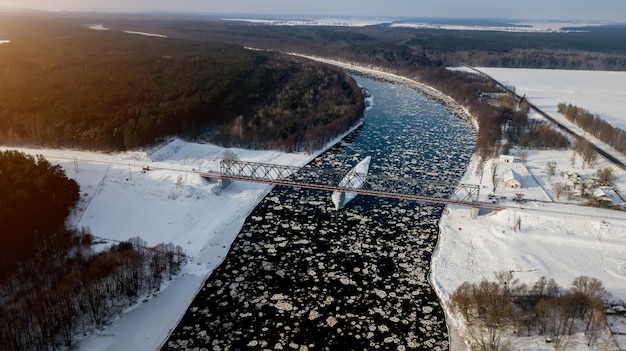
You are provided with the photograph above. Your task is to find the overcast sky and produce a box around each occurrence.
[2,0,625,21]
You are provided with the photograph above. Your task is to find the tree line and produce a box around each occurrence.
[1,233,187,351]
[0,17,363,152]
[558,102,626,155]
[0,151,187,350]
[450,273,612,351]
[0,150,79,280]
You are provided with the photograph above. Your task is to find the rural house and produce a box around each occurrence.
[503,169,522,189]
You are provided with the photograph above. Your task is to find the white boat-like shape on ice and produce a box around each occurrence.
[331,156,371,210]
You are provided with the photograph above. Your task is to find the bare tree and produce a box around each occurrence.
[553,182,567,200]
[574,139,597,168]
[222,150,239,162]
[596,166,617,186]
[519,97,531,114]
[545,161,557,180]
[518,150,528,164]
[491,161,499,192]
[450,282,474,319]
[498,93,517,111]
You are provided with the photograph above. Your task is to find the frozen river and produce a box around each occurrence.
[163,75,475,350]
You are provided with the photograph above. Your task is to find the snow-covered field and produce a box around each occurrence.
[222,17,392,27]
[476,67,626,130]
[84,24,168,37]
[225,17,607,32]
[391,21,608,33]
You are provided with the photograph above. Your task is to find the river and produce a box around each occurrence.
[162,75,475,350]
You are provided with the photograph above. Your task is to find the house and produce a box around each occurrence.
[503,169,522,189]
[499,155,515,164]
[593,188,612,206]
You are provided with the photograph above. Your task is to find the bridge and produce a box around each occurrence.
[201,159,498,209]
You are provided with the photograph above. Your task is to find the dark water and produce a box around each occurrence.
[163,76,475,350]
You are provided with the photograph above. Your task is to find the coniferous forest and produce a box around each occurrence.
[0,16,364,152]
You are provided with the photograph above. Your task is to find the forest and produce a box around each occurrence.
[105,15,624,158]
[0,16,364,152]
[450,273,610,351]
[0,151,187,351]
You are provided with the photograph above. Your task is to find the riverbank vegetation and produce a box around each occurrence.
[450,273,613,351]
[0,16,363,152]
[0,150,188,350]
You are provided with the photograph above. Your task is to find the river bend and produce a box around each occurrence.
[163,75,475,350]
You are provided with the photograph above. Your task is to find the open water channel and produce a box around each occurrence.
[163,75,475,350]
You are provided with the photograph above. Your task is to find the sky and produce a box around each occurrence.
[1,0,625,21]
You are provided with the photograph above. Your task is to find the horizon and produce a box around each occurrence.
[1,0,625,22]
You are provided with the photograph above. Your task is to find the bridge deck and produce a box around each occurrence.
[200,160,500,210]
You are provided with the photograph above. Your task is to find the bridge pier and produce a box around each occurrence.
[218,178,231,190]
[471,207,479,219]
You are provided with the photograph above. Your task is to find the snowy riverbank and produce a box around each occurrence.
[300,57,626,350]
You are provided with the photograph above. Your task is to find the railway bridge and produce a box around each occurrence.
[200,159,499,210]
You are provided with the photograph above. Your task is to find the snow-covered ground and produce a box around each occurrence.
[84,24,168,37]
[1,140,318,351]
[222,17,392,27]
[432,67,626,350]
[476,67,626,130]
[391,21,608,33]
[433,154,626,350]
[122,30,168,38]
[4,62,626,350]
[226,17,609,32]
[84,24,109,31]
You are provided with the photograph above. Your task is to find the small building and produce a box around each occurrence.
[503,169,522,189]
[593,188,612,206]
[142,165,150,173]
[499,155,515,164]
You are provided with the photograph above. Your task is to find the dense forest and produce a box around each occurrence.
[0,150,79,279]
[0,16,364,152]
[0,151,187,350]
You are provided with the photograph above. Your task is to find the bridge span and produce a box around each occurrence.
[200,159,500,210]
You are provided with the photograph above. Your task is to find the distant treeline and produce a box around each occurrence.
[135,19,626,71]
[0,16,363,152]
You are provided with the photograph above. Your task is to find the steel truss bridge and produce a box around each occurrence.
[200,159,497,209]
